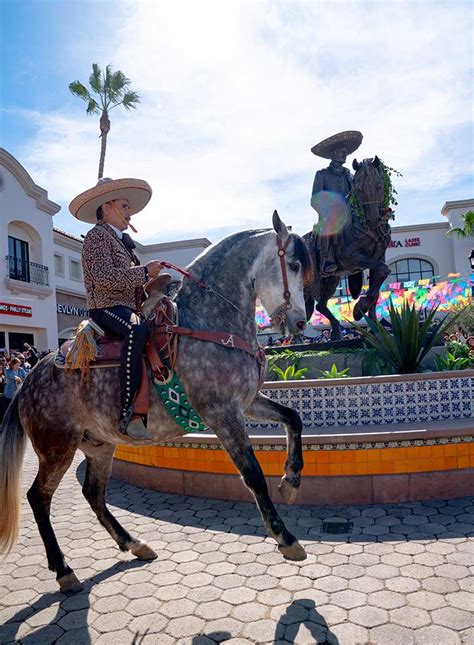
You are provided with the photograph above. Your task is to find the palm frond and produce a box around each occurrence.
[86,98,100,115]
[89,63,103,95]
[447,227,467,238]
[68,81,91,101]
[119,91,140,110]
[111,70,130,92]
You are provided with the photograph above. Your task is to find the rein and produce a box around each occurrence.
[149,235,294,373]
[268,235,293,328]
[159,234,295,332]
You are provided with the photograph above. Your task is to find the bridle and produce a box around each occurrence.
[158,234,295,331]
[268,235,293,329]
[143,234,296,384]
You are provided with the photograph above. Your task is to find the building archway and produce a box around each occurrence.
[388,257,436,284]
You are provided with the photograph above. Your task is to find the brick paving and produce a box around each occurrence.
[1,444,473,644]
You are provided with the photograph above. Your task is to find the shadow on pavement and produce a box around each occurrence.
[0,560,149,644]
[75,459,473,545]
[276,599,339,644]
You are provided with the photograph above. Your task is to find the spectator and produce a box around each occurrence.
[0,357,27,423]
[24,342,40,367]
[0,362,5,397]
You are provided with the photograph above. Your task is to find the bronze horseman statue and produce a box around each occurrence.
[304,130,393,339]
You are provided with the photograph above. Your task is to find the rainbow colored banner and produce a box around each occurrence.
[255,275,473,329]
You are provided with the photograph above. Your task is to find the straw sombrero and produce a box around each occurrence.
[69,177,152,224]
[311,131,363,159]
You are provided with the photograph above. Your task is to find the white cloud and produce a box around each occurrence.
[16,0,473,242]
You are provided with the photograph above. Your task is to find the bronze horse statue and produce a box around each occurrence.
[0,212,313,593]
[304,156,392,339]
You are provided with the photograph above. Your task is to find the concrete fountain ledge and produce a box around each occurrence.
[113,370,474,505]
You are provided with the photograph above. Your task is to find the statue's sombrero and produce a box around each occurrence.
[311,130,363,159]
[69,177,152,224]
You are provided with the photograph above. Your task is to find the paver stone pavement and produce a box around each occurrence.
[0,445,473,643]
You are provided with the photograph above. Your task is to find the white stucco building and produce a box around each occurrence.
[1,148,472,352]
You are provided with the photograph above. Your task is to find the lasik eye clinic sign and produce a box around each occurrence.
[57,304,87,317]
[0,302,33,317]
[389,237,421,248]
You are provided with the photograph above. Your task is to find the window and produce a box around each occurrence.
[54,254,64,276]
[70,259,81,281]
[8,235,30,282]
[388,258,435,284]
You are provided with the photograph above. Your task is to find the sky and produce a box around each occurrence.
[2,0,473,244]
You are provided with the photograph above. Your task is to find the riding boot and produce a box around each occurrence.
[89,306,151,440]
[118,405,150,441]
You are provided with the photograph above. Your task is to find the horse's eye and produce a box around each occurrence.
[288,261,300,272]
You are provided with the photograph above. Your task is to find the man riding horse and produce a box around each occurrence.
[310,130,363,275]
[69,178,163,440]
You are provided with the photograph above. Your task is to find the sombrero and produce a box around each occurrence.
[311,131,363,159]
[69,177,152,224]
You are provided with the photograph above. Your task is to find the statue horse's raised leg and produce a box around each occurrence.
[211,411,307,561]
[315,275,342,340]
[80,440,157,563]
[353,261,390,321]
[246,392,303,504]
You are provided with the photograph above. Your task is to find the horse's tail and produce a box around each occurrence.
[0,394,26,555]
[348,272,363,300]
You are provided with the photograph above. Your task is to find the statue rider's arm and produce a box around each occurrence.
[310,170,325,212]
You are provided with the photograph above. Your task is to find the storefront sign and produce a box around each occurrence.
[57,304,87,317]
[389,237,421,248]
[0,302,33,317]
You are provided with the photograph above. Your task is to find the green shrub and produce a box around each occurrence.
[435,352,471,372]
[268,364,308,381]
[357,301,464,374]
[317,364,350,378]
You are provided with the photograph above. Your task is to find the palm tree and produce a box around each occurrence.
[446,210,474,239]
[69,64,140,179]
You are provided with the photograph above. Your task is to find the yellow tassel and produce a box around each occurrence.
[65,321,99,371]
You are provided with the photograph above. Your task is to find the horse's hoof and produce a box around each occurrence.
[131,542,158,560]
[278,540,307,561]
[57,572,83,594]
[278,476,299,505]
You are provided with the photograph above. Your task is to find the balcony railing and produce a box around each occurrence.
[6,256,50,287]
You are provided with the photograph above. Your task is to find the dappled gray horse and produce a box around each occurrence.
[0,212,312,593]
[304,157,391,339]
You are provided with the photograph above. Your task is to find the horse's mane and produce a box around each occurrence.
[188,228,313,284]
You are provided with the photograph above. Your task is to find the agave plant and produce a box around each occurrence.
[357,300,464,374]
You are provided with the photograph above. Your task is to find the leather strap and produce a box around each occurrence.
[155,324,261,360]
[277,235,292,309]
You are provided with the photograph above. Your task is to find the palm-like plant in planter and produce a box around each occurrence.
[357,300,463,374]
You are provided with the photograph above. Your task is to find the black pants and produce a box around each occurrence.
[89,306,148,418]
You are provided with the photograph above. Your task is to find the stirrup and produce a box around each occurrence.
[118,406,151,440]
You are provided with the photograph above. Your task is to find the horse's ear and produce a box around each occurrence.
[373,155,381,168]
[272,210,289,240]
[352,159,361,171]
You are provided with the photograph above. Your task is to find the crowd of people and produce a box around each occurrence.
[264,327,362,347]
[0,343,47,422]
[443,328,474,351]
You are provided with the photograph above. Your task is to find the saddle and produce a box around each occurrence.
[56,274,178,417]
